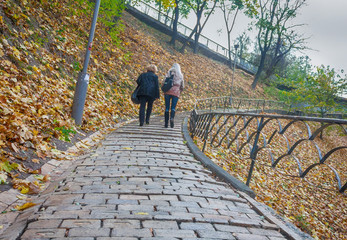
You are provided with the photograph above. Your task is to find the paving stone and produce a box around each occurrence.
[119,195,149,200]
[196,230,235,239]
[20,229,66,239]
[153,229,196,238]
[156,206,188,213]
[248,228,283,237]
[61,219,101,228]
[97,238,137,240]
[27,219,62,229]
[107,199,139,205]
[229,219,262,227]
[0,189,21,205]
[195,216,229,224]
[68,227,110,237]
[261,222,280,230]
[214,224,250,233]
[198,201,229,210]
[54,238,94,240]
[103,219,141,228]
[118,204,154,211]
[233,233,270,240]
[111,228,152,237]
[170,201,200,208]
[180,222,214,231]
[171,212,202,219]
[142,220,179,229]
[154,215,193,221]
[187,207,219,215]
[149,195,178,201]
[179,195,208,203]
[139,200,170,206]
[141,238,179,240]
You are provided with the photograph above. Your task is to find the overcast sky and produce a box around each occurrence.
[180,0,347,73]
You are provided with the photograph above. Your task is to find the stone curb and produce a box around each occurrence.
[182,117,256,198]
[239,192,314,240]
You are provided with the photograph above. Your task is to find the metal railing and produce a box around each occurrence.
[127,0,258,74]
[189,110,347,193]
[194,96,291,113]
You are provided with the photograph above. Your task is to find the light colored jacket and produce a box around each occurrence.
[164,67,184,98]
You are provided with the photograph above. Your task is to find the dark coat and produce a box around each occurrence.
[136,71,160,99]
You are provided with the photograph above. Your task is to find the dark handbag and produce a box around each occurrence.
[161,73,174,92]
[131,86,140,104]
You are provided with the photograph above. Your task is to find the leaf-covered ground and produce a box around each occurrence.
[1,1,345,239]
[196,119,346,240]
[0,0,264,191]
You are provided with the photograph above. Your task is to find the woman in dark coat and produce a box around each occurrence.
[136,64,160,126]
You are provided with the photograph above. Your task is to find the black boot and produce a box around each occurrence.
[170,111,175,128]
[164,112,169,128]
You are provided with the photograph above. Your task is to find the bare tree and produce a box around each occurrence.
[180,0,218,53]
[251,0,307,89]
[219,0,256,68]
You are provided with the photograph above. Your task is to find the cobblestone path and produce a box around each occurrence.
[15,115,292,239]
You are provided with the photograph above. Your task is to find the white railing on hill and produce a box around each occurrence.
[127,0,258,74]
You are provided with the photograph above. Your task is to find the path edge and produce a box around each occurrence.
[182,117,256,198]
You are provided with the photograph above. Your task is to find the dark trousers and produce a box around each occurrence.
[164,95,178,127]
[164,95,179,114]
[139,96,154,125]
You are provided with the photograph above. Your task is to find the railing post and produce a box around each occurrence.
[246,117,264,186]
[202,114,213,152]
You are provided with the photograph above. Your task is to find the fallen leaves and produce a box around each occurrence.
[14,202,36,211]
[195,116,347,240]
[0,172,7,184]
[1,0,264,207]
[12,178,43,195]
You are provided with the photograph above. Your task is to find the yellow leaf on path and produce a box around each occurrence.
[20,186,29,194]
[0,225,3,229]
[16,195,27,200]
[32,159,40,164]
[135,212,148,215]
[122,147,133,150]
[15,202,36,211]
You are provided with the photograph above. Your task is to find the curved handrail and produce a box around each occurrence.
[189,110,347,193]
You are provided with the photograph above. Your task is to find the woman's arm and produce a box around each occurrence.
[136,73,143,85]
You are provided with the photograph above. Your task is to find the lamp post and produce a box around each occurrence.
[230,44,239,102]
[72,0,101,125]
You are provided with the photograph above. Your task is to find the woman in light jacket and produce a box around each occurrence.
[163,63,184,128]
[136,64,160,126]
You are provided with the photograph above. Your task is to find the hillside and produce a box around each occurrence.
[0,0,265,190]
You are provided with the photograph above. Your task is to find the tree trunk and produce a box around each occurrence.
[169,4,179,46]
[180,25,197,53]
[193,31,199,53]
[251,52,266,89]
[192,10,203,53]
[227,31,232,68]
